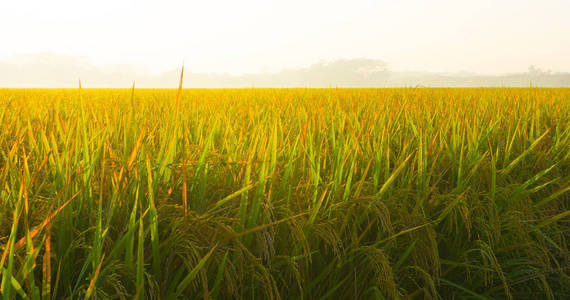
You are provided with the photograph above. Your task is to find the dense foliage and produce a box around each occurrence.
[0,87,569,299]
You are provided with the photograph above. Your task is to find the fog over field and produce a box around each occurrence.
[1,53,569,88]
[2,0,569,88]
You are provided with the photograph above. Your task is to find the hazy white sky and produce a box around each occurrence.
[1,0,569,75]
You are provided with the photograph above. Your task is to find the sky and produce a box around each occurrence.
[0,0,569,77]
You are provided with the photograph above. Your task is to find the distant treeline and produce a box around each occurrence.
[1,54,569,87]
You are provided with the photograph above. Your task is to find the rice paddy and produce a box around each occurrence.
[0,86,569,299]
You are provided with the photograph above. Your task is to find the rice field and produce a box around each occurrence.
[0,86,569,299]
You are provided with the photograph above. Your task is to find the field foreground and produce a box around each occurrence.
[0,88,569,299]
